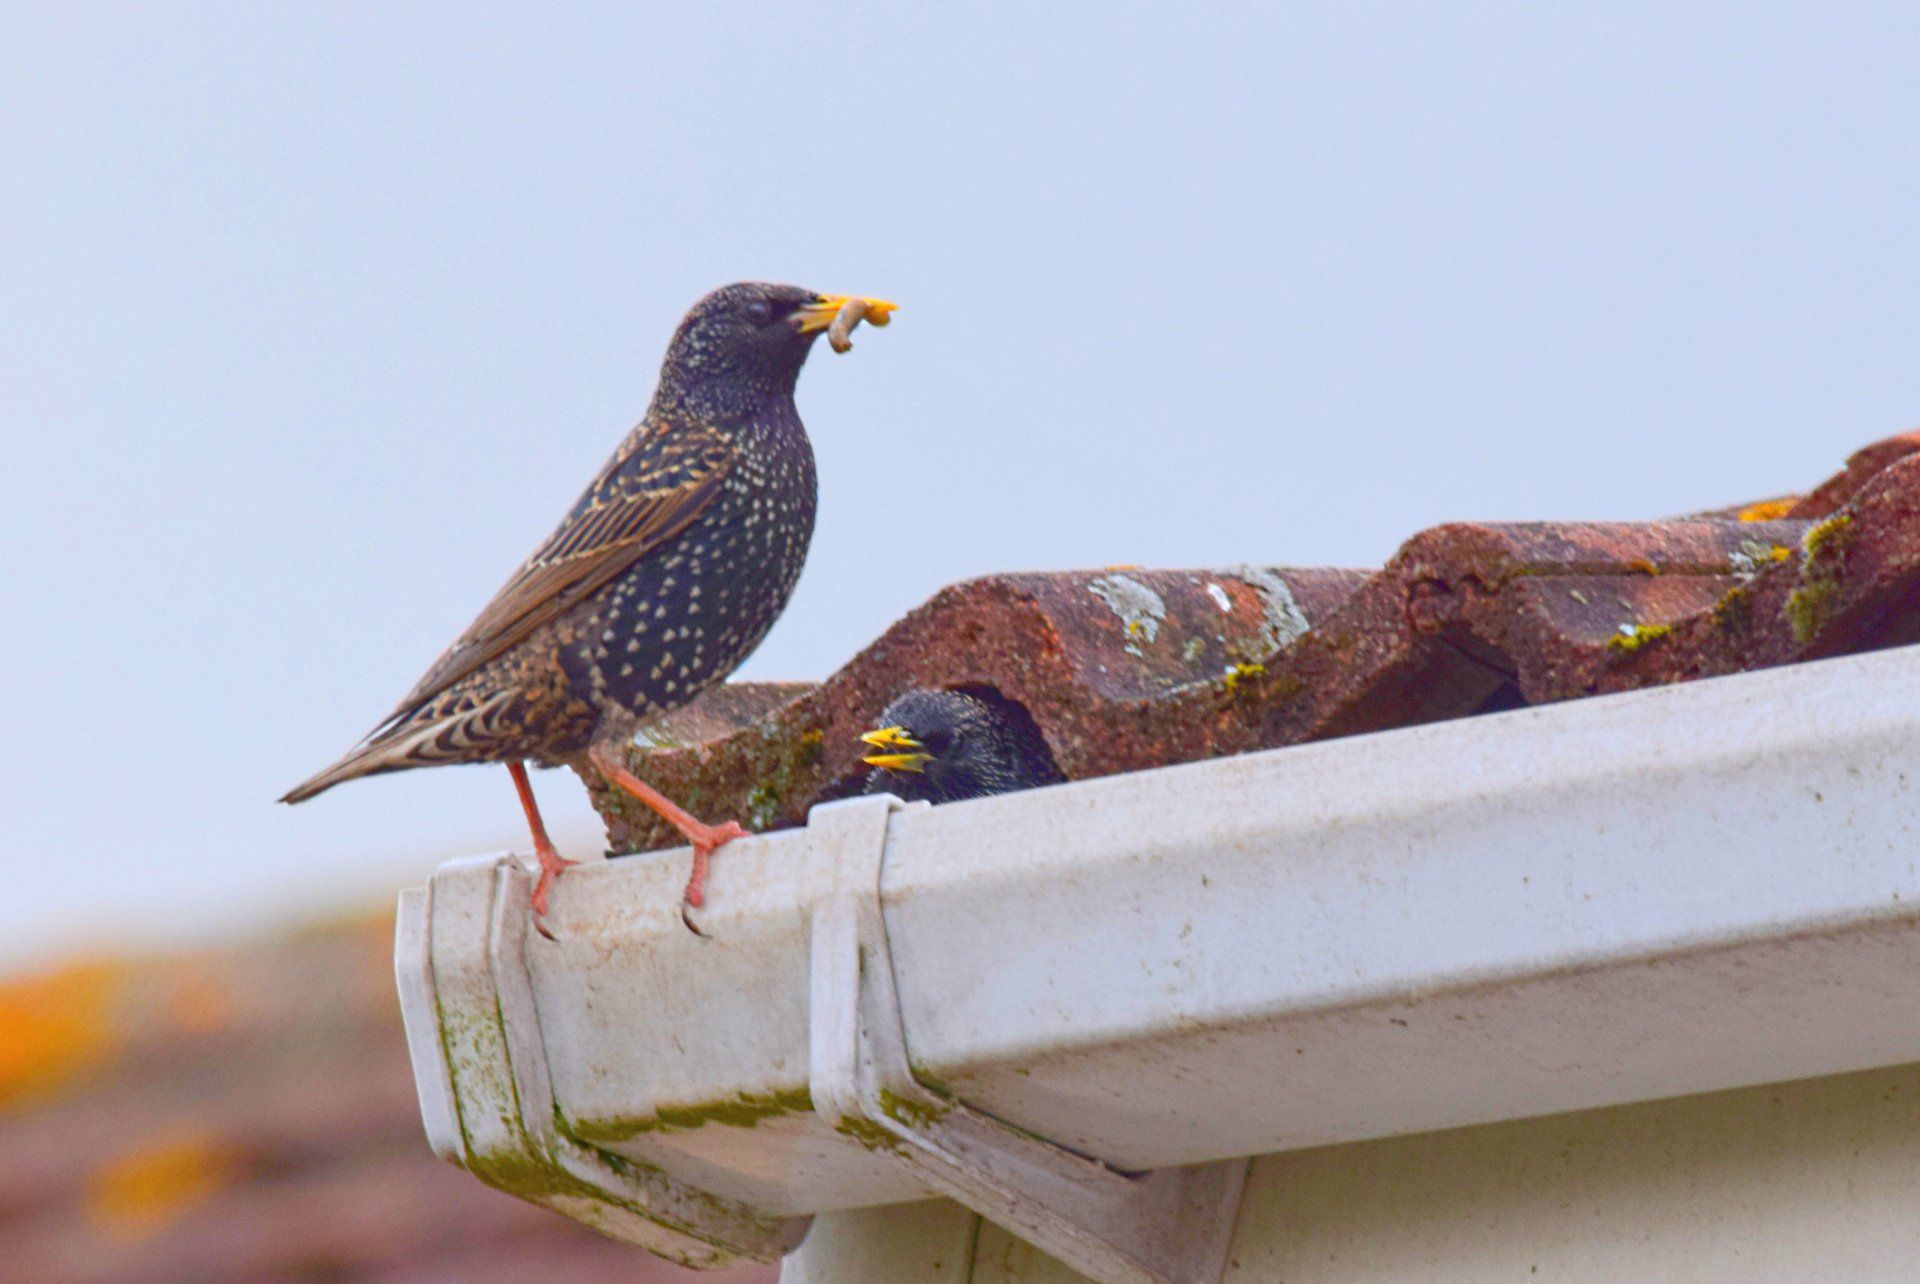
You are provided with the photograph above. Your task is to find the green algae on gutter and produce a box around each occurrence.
[437,993,625,1206]
[465,1137,605,1204]
[436,993,771,1257]
[878,1087,953,1131]
[835,1114,906,1154]
[592,1146,788,1248]
[826,1082,957,1152]
[466,1139,778,1264]
[907,1062,960,1099]
[455,1068,783,1258]
[569,1087,817,1141]
[431,986,522,1178]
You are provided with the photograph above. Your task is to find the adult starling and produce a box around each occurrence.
[859,689,1064,805]
[283,282,895,924]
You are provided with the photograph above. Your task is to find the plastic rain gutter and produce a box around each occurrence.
[394,643,1920,1282]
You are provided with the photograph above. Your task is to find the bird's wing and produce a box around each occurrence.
[382,417,736,721]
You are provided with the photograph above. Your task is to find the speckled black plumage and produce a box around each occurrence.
[861,689,1065,805]
[284,283,841,802]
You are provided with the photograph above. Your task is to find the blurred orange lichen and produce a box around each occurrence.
[1738,498,1798,522]
[0,960,126,1107]
[86,1128,241,1238]
[164,965,235,1037]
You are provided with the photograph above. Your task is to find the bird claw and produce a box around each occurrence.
[676,820,747,936]
[528,845,579,941]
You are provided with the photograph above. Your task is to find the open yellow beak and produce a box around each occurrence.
[796,294,898,334]
[860,725,930,773]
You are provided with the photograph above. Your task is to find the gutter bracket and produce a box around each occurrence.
[396,854,811,1268]
[807,795,1250,1284]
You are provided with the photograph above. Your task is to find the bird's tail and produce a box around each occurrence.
[279,691,516,804]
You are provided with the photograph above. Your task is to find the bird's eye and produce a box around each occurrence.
[745,299,773,326]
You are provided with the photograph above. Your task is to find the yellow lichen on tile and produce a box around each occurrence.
[1223,661,1267,694]
[87,1128,241,1238]
[1738,497,1798,522]
[0,960,126,1107]
[1606,623,1672,653]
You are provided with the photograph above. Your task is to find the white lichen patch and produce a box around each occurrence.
[1729,539,1793,582]
[1231,565,1311,654]
[630,724,690,751]
[1205,581,1233,613]
[1088,573,1166,655]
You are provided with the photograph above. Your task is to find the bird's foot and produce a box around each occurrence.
[586,745,750,935]
[681,819,749,909]
[529,842,580,941]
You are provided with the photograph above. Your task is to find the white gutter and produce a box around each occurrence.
[396,643,1920,1280]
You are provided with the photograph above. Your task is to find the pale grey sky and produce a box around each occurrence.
[5,3,1919,967]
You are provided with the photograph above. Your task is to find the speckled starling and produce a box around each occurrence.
[860,689,1064,804]
[283,282,895,923]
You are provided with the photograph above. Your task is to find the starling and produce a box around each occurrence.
[859,689,1064,805]
[283,282,895,924]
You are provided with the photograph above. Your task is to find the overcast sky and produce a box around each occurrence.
[4,4,1919,969]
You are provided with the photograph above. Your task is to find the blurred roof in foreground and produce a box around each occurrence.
[0,910,777,1284]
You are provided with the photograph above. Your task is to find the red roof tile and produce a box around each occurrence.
[593,430,1920,852]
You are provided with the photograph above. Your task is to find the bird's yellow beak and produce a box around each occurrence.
[860,725,930,773]
[796,295,898,334]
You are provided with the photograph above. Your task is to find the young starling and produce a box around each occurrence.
[859,689,1064,805]
[283,282,895,924]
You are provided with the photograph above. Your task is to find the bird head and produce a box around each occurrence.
[859,688,1060,805]
[658,282,895,406]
